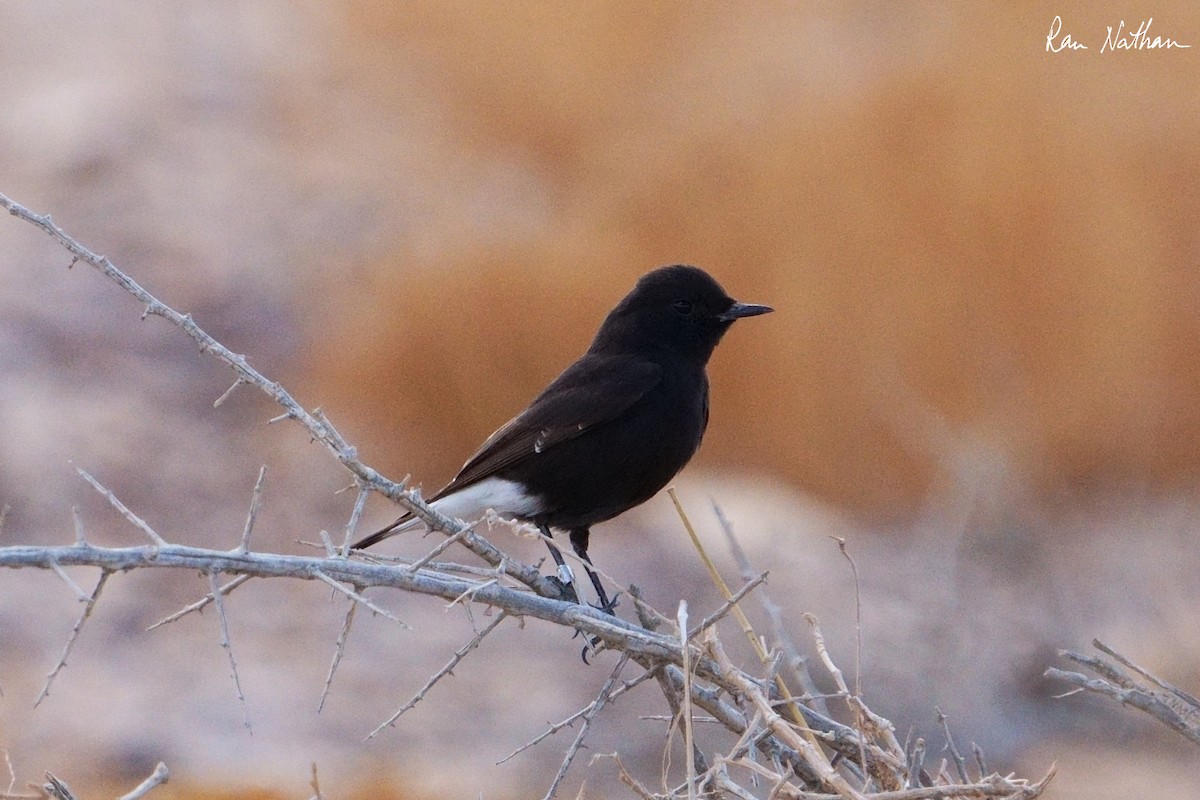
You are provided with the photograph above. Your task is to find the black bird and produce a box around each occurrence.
[353,265,772,613]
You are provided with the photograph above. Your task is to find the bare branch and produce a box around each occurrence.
[308,762,324,800]
[678,602,698,800]
[0,543,685,663]
[593,753,657,800]
[70,508,87,547]
[0,190,557,600]
[318,602,356,713]
[209,570,251,732]
[708,634,868,800]
[338,484,371,556]
[311,570,408,627]
[542,653,631,800]
[367,611,509,740]
[41,774,78,800]
[116,762,169,800]
[406,523,478,574]
[1091,639,1200,710]
[234,466,267,554]
[687,571,768,641]
[500,667,658,765]
[1047,641,1200,747]
[935,707,970,784]
[146,574,253,631]
[35,571,110,707]
[213,378,246,408]
[47,559,91,602]
[75,468,166,547]
[713,500,825,715]
[766,769,1056,800]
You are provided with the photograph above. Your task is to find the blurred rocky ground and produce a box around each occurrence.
[1,2,1199,798]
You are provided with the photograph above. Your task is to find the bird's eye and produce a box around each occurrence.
[673,300,694,316]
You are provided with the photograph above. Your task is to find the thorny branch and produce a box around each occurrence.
[1046,639,1200,747]
[0,190,560,603]
[0,193,1057,798]
[366,610,510,739]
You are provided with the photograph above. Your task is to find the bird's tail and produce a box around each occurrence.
[351,513,421,550]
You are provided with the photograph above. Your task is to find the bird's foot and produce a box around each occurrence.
[547,575,580,605]
[578,594,620,663]
[590,591,621,616]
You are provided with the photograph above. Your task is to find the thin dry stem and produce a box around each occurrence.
[677,602,698,800]
[366,611,508,740]
[213,377,245,408]
[713,500,826,715]
[935,707,970,783]
[318,602,357,713]
[542,653,632,800]
[312,571,408,627]
[308,762,323,800]
[708,634,869,800]
[35,570,110,707]
[209,570,251,732]
[687,571,768,641]
[669,489,761,657]
[406,523,477,574]
[69,508,86,547]
[831,537,863,701]
[47,559,90,602]
[234,466,267,553]
[3,751,15,795]
[116,762,169,800]
[499,668,658,765]
[675,492,830,772]
[76,468,166,546]
[1047,641,1200,747]
[338,484,370,555]
[146,574,253,631]
[593,753,657,800]
[41,774,78,800]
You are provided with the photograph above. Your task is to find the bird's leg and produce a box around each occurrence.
[543,524,600,663]
[540,524,579,604]
[569,527,619,615]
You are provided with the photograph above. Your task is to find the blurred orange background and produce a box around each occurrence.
[315,1,1200,517]
[2,2,1199,798]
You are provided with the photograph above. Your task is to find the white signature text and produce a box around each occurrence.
[1046,16,1191,53]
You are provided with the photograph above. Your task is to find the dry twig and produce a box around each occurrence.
[210,570,252,731]
[366,611,509,739]
[318,602,357,713]
[1046,639,1200,747]
[542,653,632,800]
[35,571,110,707]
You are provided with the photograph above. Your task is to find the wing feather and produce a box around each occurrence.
[432,354,662,499]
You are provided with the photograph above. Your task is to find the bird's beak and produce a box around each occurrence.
[718,301,774,321]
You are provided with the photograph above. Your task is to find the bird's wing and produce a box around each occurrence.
[434,355,663,498]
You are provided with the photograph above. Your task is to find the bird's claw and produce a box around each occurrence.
[580,635,603,664]
[590,591,621,615]
[547,575,580,605]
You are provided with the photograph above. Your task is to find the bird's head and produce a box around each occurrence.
[590,265,773,362]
